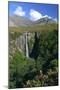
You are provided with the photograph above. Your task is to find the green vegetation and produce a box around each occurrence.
[9,23,58,88]
[9,23,58,32]
[9,51,36,88]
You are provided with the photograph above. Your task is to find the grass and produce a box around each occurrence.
[9,23,58,33]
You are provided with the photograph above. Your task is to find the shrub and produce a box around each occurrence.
[9,51,36,88]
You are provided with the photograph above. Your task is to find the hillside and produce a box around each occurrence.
[9,23,58,32]
[9,15,58,88]
[9,15,34,27]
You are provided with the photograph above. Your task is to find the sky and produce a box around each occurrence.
[8,1,58,21]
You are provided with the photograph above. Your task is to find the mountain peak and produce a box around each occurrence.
[9,15,57,27]
[35,16,56,24]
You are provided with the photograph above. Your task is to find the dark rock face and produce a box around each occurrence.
[29,32,40,59]
[9,31,40,59]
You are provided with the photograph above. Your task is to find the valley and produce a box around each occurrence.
[9,15,58,88]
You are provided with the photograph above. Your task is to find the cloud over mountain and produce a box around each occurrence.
[13,7,57,22]
[29,9,43,21]
[29,9,57,22]
[14,6,25,16]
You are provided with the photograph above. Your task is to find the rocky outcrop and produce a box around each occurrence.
[15,32,32,57]
[9,32,40,58]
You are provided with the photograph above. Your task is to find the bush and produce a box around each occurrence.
[48,59,58,70]
[9,51,36,88]
[37,30,58,73]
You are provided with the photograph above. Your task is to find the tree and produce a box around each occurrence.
[9,51,36,88]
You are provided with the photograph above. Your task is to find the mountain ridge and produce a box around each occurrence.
[9,15,57,27]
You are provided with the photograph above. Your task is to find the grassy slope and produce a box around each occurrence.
[9,23,58,33]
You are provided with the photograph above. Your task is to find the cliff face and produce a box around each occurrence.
[15,33,26,53]
[15,32,30,57]
[9,32,35,58]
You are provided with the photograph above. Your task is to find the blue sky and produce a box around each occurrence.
[8,2,58,21]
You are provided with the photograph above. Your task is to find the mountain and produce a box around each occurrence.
[9,15,57,27]
[9,15,34,27]
[34,16,56,25]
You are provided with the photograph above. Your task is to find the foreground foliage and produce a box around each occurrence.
[9,29,58,88]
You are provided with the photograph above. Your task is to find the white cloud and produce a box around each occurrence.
[14,6,25,16]
[29,9,54,21]
[13,7,56,22]
[53,18,57,22]
[43,15,52,19]
[29,9,43,21]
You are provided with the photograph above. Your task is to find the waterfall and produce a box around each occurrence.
[25,32,29,58]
